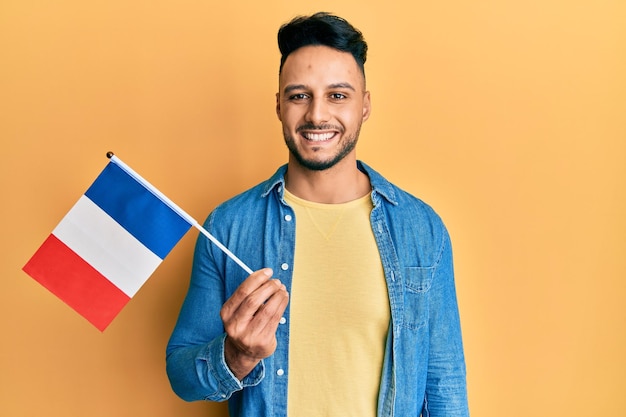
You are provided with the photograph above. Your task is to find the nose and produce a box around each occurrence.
[304,97,330,125]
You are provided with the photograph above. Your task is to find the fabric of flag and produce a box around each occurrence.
[23,161,192,331]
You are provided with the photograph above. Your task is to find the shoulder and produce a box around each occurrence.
[359,161,450,264]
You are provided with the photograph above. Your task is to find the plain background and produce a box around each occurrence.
[1,0,625,416]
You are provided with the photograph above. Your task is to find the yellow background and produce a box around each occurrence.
[1,1,624,416]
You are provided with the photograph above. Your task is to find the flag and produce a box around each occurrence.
[23,154,193,331]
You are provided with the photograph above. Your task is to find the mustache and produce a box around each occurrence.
[296,123,344,133]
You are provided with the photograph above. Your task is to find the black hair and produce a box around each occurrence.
[277,12,367,76]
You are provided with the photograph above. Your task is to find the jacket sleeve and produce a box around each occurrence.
[423,227,469,416]
[165,217,264,402]
[166,333,264,402]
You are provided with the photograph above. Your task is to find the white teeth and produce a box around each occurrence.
[303,132,335,141]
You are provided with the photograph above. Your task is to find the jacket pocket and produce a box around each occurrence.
[402,266,433,330]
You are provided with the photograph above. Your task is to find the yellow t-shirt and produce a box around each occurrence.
[284,189,391,417]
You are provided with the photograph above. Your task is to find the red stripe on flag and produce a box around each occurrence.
[23,234,131,331]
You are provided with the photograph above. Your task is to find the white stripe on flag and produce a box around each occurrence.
[52,195,162,297]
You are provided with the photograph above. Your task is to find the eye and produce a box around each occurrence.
[330,93,347,100]
[289,93,309,101]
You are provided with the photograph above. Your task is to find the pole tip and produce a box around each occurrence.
[106,151,114,159]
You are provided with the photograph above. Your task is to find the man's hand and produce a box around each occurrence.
[221,268,289,381]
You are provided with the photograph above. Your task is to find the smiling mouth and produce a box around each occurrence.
[302,131,337,142]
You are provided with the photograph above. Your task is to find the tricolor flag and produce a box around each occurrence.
[23,152,252,331]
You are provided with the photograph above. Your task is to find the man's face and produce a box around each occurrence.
[276,45,371,171]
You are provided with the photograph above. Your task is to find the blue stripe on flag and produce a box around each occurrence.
[85,162,192,259]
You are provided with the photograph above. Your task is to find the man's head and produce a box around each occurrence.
[276,13,371,173]
[277,12,368,79]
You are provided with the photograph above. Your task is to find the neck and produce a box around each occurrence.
[285,157,371,204]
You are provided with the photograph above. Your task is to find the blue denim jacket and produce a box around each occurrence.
[166,161,469,417]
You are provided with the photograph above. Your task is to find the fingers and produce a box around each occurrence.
[220,268,290,368]
[255,281,289,320]
[221,268,285,322]
[231,285,288,356]
[252,282,289,332]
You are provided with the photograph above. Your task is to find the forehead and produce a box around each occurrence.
[279,45,365,90]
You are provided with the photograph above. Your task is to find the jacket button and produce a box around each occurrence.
[281,263,289,271]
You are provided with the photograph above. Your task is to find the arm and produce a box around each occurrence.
[165,230,288,401]
[221,269,289,380]
[424,228,469,416]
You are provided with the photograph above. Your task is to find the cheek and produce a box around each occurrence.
[280,107,302,128]
[340,109,364,129]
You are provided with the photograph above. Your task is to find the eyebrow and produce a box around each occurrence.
[282,82,356,95]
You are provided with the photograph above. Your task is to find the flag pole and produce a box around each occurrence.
[106,152,254,275]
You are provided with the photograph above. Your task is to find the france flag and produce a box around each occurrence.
[23,155,192,331]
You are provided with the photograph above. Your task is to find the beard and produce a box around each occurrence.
[283,123,361,171]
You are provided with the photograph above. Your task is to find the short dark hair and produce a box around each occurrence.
[277,12,368,76]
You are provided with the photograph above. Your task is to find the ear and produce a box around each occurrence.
[275,92,282,122]
[362,91,372,122]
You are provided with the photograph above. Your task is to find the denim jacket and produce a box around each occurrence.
[166,161,469,417]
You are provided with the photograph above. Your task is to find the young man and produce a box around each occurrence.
[166,12,469,417]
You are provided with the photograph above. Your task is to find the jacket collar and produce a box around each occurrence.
[261,161,398,206]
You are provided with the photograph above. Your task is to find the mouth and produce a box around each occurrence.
[297,124,342,143]
[301,131,337,142]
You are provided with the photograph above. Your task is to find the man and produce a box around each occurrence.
[166,12,469,417]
